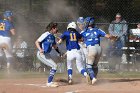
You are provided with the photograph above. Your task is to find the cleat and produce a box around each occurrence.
[68,78,73,85]
[47,82,59,87]
[91,78,97,85]
[86,75,91,84]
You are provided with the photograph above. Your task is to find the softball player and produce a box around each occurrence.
[35,22,61,87]
[57,22,89,85]
[76,17,87,68]
[0,11,15,74]
[81,17,111,85]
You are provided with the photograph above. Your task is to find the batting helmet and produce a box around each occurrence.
[77,17,84,24]
[67,22,77,30]
[3,11,13,18]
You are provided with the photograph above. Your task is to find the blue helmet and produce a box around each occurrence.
[84,17,95,26]
[3,11,13,18]
[77,17,84,24]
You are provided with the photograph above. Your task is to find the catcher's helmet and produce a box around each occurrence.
[67,22,77,30]
[77,17,84,24]
[84,17,95,26]
[3,11,13,18]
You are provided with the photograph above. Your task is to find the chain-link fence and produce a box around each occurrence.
[0,0,140,72]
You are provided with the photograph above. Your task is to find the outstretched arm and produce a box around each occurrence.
[105,34,119,42]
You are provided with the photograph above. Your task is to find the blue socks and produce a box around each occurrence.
[86,64,95,79]
[68,69,72,79]
[48,69,56,83]
[81,69,87,77]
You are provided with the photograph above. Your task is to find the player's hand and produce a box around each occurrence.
[39,49,44,54]
[57,39,62,45]
[59,52,64,58]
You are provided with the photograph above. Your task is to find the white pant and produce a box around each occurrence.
[67,49,85,72]
[87,44,102,65]
[79,43,87,68]
[37,51,57,70]
[0,36,12,57]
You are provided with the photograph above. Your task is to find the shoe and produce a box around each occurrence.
[92,78,97,85]
[68,78,73,85]
[47,82,59,87]
[86,75,91,84]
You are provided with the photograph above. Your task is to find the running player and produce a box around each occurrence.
[57,22,90,85]
[35,22,61,87]
[0,11,16,73]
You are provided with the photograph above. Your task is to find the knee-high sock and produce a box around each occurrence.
[80,69,87,77]
[86,64,95,79]
[67,69,72,79]
[48,69,56,83]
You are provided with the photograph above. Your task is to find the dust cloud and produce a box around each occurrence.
[44,0,79,22]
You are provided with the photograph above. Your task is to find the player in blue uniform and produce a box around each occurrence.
[76,17,87,68]
[81,17,111,85]
[35,22,62,87]
[57,22,90,85]
[0,11,15,73]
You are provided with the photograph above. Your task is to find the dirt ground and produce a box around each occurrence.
[0,75,140,93]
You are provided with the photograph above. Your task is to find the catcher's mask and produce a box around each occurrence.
[77,17,84,25]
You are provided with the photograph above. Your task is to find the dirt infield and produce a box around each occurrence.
[0,75,140,93]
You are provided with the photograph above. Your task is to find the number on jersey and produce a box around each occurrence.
[70,33,76,41]
[0,23,5,31]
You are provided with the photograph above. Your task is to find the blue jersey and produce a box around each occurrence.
[60,30,82,50]
[81,27,106,46]
[0,19,14,37]
[37,32,56,53]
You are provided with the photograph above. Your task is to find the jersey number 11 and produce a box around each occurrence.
[70,33,76,41]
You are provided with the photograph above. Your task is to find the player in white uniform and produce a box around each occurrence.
[57,22,90,85]
[0,11,16,73]
[35,22,62,87]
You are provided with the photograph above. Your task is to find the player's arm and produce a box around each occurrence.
[99,29,118,41]
[35,33,47,53]
[35,40,44,53]
[9,22,16,36]
[10,28,16,36]
[53,44,63,57]
[104,33,118,40]
[105,34,111,39]
[57,39,63,44]
[57,32,66,44]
